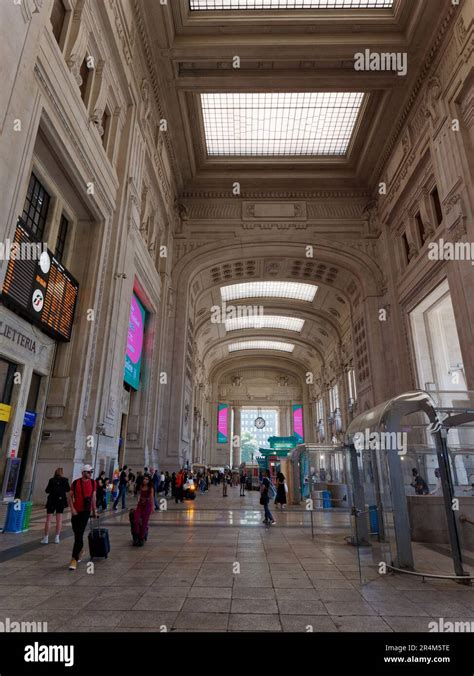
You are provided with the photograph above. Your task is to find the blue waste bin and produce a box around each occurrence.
[369,504,379,534]
[3,501,27,533]
[322,490,332,509]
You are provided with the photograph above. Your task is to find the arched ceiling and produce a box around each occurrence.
[175,246,381,377]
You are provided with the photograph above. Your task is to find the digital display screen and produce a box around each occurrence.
[292,404,304,443]
[1,221,79,342]
[123,293,146,390]
[217,403,228,443]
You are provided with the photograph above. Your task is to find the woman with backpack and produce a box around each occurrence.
[41,467,70,544]
[132,474,154,546]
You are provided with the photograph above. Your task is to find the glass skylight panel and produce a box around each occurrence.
[221,281,317,302]
[229,341,295,352]
[201,92,364,156]
[191,1,393,11]
[225,315,305,332]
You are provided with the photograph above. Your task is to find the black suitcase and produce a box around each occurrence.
[88,518,110,559]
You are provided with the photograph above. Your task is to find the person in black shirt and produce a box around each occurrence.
[96,470,108,512]
[410,468,429,495]
[113,465,128,510]
[41,467,70,544]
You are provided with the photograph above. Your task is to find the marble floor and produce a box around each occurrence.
[0,485,473,633]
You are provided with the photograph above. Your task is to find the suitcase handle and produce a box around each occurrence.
[90,515,101,530]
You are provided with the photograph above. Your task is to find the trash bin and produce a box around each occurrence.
[368,504,379,534]
[322,490,332,509]
[21,501,33,531]
[313,490,324,508]
[3,502,27,533]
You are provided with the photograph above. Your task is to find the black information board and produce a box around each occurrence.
[1,220,79,342]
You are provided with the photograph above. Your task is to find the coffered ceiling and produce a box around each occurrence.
[139,0,449,193]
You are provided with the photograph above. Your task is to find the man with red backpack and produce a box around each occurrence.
[67,464,97,570]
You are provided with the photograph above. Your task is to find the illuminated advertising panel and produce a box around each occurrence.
[217,403,228,443]
[123,293,146,390]
[292,404,304,443]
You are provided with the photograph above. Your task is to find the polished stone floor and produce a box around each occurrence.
[0,485,473,632]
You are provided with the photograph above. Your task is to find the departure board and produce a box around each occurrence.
[1,220,79,342]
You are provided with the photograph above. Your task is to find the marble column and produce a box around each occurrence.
[232,406,241,468]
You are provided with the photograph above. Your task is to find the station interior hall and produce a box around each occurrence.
[0,0,473,635]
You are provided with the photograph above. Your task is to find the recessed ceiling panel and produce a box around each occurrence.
[221,281,317,302]
[201,92,364,156]
[225,315,305,332]
[191,1,393,10]
[228,340,295,352]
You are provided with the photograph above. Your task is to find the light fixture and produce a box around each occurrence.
[221,281,317,302]
[191,1,393,9]
[228,340,295,352]
[201,92,364,156]
[225,315,305,332]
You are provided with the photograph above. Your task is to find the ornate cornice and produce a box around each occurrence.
[132,0,180,191]
[181,190,371,200]
[374,3,458,184]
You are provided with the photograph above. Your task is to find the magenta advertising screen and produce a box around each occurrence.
[292,404,304,443]
[123,293,146,390]
[217,403,228,443]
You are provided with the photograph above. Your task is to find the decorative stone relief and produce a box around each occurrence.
[141,78,151,121]
[243,202,307,221]
[444,192,466,237]
[424,77,443,125]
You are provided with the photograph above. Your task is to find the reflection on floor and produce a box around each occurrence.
[0,485,473,632]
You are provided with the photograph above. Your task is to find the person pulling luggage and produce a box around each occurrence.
[67,464,97,570]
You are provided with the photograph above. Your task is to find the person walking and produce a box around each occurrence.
[152,469,160,510]
[96,470,108,512]
[275,472,287,510]
[239,471,246,497]
[67,465,97,570]
[41,468,70,544]
[222,471,228,497]
[132,474,154,546]
[113,465,128,510]
[260,470,276,525]
[175,469,185,503]
[164,471,171,497]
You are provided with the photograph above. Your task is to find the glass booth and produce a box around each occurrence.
[344,390,474,584]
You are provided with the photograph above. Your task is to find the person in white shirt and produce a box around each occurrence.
[430,468,443,496]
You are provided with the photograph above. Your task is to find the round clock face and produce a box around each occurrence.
[254,416,266,430]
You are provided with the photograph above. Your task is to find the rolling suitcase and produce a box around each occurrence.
[88,517,110,559]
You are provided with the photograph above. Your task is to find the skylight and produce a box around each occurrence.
[225,315,305,332]
[221,281,317,302]
[229,341,295,352]
[201,93,364,156]
[191,1,393,10]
